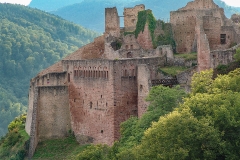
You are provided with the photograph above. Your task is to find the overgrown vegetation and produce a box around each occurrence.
[159,66,188,76]
[33,135,89,160]
[135,10,156,41]
[233,47,240,62]
[155,20,176,49]
[0,3,99,137]
[0,114,29,160]
[174,52,197,61]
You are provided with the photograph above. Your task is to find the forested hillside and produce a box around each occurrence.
[50,0,240,32]
[0,3,99,137]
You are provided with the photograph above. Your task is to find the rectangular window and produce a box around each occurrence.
[220,34,226,44]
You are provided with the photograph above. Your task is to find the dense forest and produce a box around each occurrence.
[49,0,240,32]
[0,3,99,137]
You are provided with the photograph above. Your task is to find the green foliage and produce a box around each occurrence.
[134,110,222,160]
[0,114,29,160]
[156,21,176,49]
[77,144,110,160]
[191,69,214,95]
[159,66,188,76]
[135,10,156,42]
[216,64,228,72]
[233,47,240,62]
[174,52,197,61]
[33,135,89,160]
[112,86,186,159]
[0,3,99,137]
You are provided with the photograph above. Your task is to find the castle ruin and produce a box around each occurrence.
[26,0,240,157]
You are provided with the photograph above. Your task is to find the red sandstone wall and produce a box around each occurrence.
[66,60,115,145]
[137,64,150,117]
[196,19,211,72]
[170,10,197,53]
[124,4,145,32]
[137,24,153,50]
[180,0,218,10]
[105,7,120,37]
[37,86,71,141]
[113,60,138,140]
[203,16,222,50]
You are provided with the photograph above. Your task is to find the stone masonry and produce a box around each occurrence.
[26,1,240,158]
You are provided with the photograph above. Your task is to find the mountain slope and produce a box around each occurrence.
[0,3,99,137]
[50,0,240,33]
[29,0,84,12]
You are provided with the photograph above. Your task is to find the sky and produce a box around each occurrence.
[0,0,240,7]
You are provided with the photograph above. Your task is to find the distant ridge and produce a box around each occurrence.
[29,0,240,32]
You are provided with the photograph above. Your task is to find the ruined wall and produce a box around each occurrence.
[63,59,115,145]
[170,0,230,53]
[137,23,154,50]
[179,0,218,10]
[203,16,222,50]
[113,60,138,139]
[170,10,197,53]
[121,34,141,51]
[196,18,211,72]
[137,64,150,117]
[105,7,120,37]
[37,86,71,141]
[210,44,240,68]
[124,4,145,32]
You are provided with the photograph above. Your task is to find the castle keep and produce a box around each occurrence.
[26,0,240,157]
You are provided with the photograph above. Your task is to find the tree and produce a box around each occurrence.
[134,68,240,159]
[134,110,222,160]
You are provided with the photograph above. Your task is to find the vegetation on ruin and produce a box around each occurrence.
[135,10,157,43]
[75,68,240,159]
[174,52,197,61]
[0,114,29,160]
[159,66,189,76]
[155,21,176,49]
[33,135,89,160]
[131,10,176,49]
[0,3,99,137]
[233,47,240,62]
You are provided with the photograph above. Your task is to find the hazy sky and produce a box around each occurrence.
[0,0,240,7]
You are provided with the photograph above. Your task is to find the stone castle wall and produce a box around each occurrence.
[179,0,218,10]
[105,7,120,37]
[170,0,236,53]
[124,4,145,32]
[37,86,71,141]
[62,59,115,145]
[170,10,197,53]
[137,23,154,49]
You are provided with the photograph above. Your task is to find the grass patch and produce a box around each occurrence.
[174,52,197,61]
[159,66,188,76]
[33,135,89,160]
